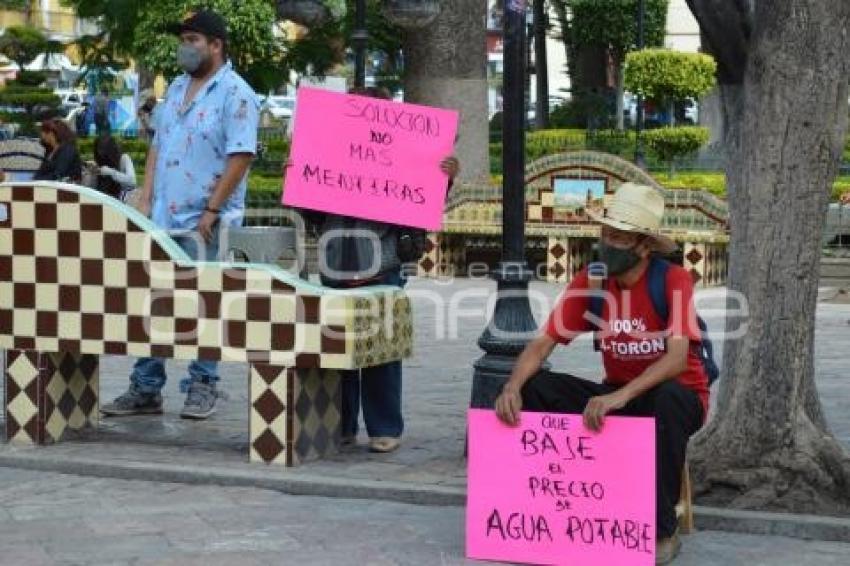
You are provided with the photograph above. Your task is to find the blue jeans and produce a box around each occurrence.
[340,269,406,438]
[131,230,220,394]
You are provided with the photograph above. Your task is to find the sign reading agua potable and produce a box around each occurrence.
[466,409,656,565]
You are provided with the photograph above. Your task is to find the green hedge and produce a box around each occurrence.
[644,127,709,163]
[0,89,59,106]
[77,137,150,156]
[654,172,726,196]
[656,172,850,201]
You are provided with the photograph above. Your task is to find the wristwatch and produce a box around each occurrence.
[204,206,220,215]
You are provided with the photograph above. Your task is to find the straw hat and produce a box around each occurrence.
[587,182,678,254]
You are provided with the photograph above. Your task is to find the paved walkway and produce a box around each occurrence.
[0,468,847,566]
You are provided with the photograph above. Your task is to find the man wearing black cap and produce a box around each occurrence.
[102,9,260,420]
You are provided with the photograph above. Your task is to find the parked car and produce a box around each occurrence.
[54,90,84,109]
[262,96,296,120]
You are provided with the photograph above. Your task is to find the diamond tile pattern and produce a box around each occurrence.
[249,364,341,466]
[292,367,341,466]
[4,350,98,445]
[686,248,704,266]
[683,243,708,288]
[417,233,440,277]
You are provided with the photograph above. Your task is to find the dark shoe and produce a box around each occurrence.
[656,530,682,565]
[180,380,221,420]
[101,384,163,416]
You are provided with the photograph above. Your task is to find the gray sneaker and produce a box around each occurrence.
[180,380,221,420]
[101,384,163,416]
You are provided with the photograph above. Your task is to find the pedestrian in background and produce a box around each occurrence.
[87,133,136,200]
[34,118,82,183]
[94,87,111,135]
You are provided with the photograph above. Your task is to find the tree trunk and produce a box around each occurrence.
[403,0,489,183]
[534,0,549,130]
[615,59,625,131]
[668,98,675,126]
[689,0,850,515]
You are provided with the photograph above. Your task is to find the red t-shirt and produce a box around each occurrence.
[544,263,709,417]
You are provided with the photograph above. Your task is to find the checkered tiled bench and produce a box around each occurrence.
[0,182,413,466]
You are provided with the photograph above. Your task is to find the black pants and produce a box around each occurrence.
[521,371,703,538]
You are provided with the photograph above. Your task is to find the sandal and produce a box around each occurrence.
[369,437,401,453]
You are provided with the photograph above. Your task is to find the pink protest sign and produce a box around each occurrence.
[466,409,656,566]
[282,87,459,230]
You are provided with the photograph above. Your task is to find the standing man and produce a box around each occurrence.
[93,87,111,135]
[102,9,259,419]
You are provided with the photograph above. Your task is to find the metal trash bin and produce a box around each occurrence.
[224,226,300,271]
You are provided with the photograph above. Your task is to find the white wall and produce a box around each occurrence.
[665,0,702,53]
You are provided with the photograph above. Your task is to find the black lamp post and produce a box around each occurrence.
[352,0,368,88]
[471,0,542,409]
[634,0,646,167]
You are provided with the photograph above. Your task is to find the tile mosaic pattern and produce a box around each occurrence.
[546,237,594,284]
[4,350,98,444]
[0,182,412,464]
[683,242,707,287]
[703,244,728,287]
[291,366,341,465]
[0,183,412,369]
[440,152,729,285]
[249,364,341,466]
[418,233,440,278]
[547,237,569,283]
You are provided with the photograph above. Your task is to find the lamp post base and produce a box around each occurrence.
[470,262,548,409]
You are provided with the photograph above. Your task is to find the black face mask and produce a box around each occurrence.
[598,241,642,275]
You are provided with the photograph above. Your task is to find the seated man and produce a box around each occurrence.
[494,182,708,565]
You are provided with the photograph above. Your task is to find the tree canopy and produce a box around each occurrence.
[62,0,402,92]
[625,48,717,101]
[0,25,47,71]
[570,0,669,58]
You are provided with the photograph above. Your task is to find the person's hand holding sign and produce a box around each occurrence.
[441,156,460,179]
[495,384,523,426]
[582,390,629,432]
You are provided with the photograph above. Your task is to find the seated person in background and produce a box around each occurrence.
[88,133,136,200]
[494,183,708,566]
[34,118,82,183]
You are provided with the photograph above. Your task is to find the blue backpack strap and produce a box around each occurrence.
[586,262,607,351]
[647,257,670,323]
[648,256,721,385]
